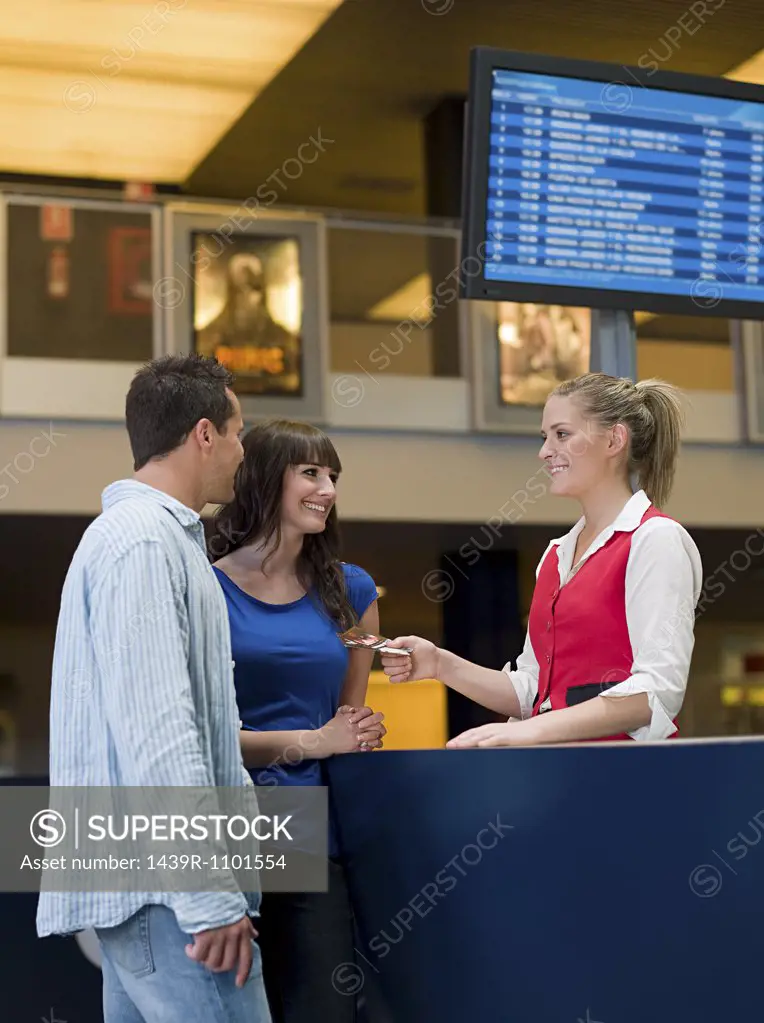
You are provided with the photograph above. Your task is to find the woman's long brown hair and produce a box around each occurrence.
[209,418,357,630]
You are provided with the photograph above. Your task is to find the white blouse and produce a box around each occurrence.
[504,490,704,741]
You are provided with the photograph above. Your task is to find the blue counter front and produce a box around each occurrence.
[327,740,764,1023]
[3,740,764,1021]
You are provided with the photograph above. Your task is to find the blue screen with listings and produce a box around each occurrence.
[484,68,764,306]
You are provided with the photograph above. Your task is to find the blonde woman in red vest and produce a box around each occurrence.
[381,372,703,746]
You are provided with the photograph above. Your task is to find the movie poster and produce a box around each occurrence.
[7,203,154,361]
[192,234,303,396]
[108,226,153,314]
[497,302,590,406]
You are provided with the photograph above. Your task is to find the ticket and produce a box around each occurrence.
[338,626,413,655]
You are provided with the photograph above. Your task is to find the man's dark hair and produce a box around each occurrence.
[126,354,235,471]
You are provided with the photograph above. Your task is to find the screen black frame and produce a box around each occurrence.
[460,46,764,318]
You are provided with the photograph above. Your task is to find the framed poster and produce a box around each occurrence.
[0,193,161,421]
[108,226,153,315]
[497,302,590,406]
[163,203,327,423]
[4,198,158,360]
[469,298,591,433]
[192,233,303,396]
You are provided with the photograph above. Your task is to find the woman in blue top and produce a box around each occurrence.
[210,418,385,1023]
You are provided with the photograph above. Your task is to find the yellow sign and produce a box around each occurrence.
[215,345,285,375]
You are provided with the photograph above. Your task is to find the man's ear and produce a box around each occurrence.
[193,418,214,452]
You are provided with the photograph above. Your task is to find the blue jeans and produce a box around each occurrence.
[95,905,272,1023]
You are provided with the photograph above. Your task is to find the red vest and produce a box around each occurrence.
[529,505,676,742]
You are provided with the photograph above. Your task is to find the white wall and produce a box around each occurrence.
[0,386,761,526]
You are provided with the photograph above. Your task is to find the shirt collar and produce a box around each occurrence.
[568,489,651,537]
[555,490,651,579]
[101,479,202,531]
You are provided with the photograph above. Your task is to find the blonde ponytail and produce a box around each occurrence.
[551,372,686,508]
[632,378,685,509]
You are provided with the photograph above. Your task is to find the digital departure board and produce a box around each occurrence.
[461,48,764,318]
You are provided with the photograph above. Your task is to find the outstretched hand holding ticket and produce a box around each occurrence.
[380,636,438,684]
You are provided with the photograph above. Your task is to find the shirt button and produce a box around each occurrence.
[545,654,551,664]
[231,660,236,669]
[546,621,551,631]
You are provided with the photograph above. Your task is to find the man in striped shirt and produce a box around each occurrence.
[37,355,271,1022]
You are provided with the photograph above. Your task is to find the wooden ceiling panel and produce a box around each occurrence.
[0,0,343,180]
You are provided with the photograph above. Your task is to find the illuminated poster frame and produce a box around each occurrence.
[163,202,329,423]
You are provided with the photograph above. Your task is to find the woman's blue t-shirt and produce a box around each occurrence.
[212,562,377,855]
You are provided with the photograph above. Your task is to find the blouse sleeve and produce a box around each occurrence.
[342,563,378,621]
[503,629,541,720]
[501,540,556,720]
[600,519,703,741]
